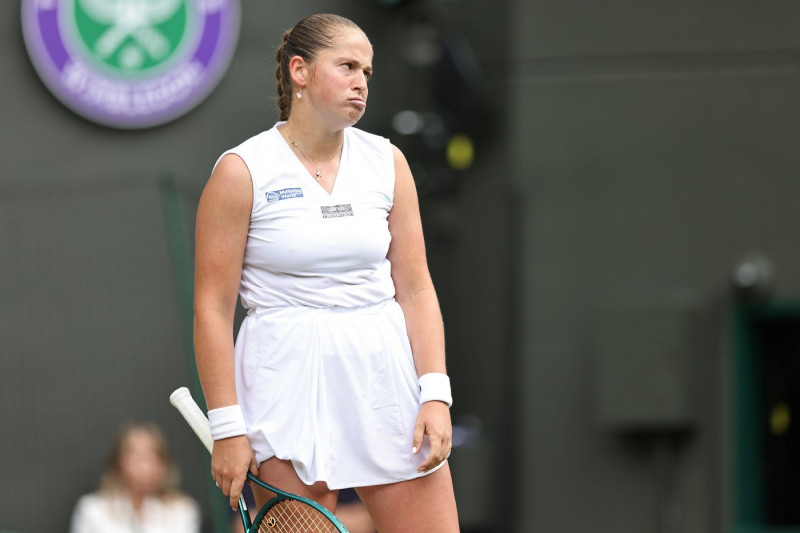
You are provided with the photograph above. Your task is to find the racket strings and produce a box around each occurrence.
[257,499,342,532]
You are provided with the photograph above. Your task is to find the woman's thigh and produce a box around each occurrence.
[356,463,459,533]
[251,457,339,512]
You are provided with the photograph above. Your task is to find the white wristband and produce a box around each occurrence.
[418,373,453,407]
[208,405,247,440]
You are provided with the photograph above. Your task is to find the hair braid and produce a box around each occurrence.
[275,29,293,121]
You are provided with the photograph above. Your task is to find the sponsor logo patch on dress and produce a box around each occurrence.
[321,204,354,218]
[266,188,304,203]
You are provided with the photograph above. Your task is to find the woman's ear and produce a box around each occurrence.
[288,55,308,90]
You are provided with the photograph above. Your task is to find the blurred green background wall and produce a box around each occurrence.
[2,1,800,532]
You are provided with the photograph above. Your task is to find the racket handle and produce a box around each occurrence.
[170,387,214,454]
[170,387,251,520]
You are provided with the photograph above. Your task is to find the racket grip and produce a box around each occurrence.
[170,387,214,454]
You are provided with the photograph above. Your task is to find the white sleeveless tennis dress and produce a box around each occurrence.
[215,123,445,489]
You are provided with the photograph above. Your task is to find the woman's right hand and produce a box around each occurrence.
[211,435,259,510]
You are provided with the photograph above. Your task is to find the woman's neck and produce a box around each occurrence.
[282,117,344,157]
[130,491,145,513]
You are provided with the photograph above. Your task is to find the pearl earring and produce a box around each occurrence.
[296,90,302,99]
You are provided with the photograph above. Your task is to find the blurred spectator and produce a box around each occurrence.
[69,422,200,533]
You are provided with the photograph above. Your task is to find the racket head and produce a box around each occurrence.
[246,474,349,532]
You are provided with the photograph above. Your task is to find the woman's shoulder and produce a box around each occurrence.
[74,491,108,508]
[163,492,200,509]
[346,127,394,172]
[71,491,124,525]
[346,126,390,147]
[151,492,201,520]
[213,123,283,175]
[225,123,282,154]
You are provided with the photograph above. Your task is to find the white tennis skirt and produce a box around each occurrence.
[234,298,445,489]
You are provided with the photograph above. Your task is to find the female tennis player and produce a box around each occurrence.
[193,13,459,532]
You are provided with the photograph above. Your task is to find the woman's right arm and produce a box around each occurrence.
[193,153,257,509]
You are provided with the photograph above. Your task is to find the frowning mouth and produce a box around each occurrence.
[349,98,367,109]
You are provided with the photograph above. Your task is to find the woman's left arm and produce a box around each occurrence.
[386,144,452,472]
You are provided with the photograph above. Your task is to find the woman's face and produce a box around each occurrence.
[118,429,167,495]
[307,29,373,128]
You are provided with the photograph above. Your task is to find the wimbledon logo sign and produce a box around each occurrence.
[21,0,240,128]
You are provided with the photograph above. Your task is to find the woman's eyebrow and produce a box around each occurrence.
[334,56,372,68]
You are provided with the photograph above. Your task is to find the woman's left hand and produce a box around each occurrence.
[412,401,452,472]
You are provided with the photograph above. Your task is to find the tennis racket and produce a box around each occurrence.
[170,387,349,533]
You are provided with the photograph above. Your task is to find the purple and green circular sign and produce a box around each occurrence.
[22,0,240,129]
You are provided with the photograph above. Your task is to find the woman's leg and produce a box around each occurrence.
[356,462,459,533]
[250,457,339,511]
[335,488,377,533]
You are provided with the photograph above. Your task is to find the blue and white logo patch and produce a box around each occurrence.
[266,188,304,203]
